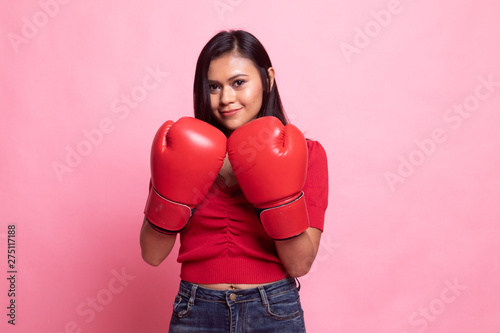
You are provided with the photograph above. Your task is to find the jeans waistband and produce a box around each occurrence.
[177,278,299,303]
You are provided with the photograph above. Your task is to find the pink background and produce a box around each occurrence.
[2,1,500,332]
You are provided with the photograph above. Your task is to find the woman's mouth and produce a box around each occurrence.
[219,108,242,117]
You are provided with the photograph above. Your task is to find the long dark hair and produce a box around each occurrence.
[193,30,288,133]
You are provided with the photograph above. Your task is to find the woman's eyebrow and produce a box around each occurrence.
[228,73,248,80]
[208,73,249,84]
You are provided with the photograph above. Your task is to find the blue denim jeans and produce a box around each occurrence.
[168,278,306,333]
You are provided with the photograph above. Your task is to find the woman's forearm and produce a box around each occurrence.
[275,227,322,277]
[139,217,177,266]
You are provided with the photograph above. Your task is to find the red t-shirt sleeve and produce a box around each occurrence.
[303,140,329,232]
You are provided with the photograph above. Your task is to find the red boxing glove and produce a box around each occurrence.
[227,116,309,240]
[144,117,226,234]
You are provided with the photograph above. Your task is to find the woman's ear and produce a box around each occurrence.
[267,67,275,92]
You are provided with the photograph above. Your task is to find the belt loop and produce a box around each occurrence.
[295,278,301,291]
[188,283,198,306]
[258,285,269,306]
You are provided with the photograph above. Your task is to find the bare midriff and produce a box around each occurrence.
[198,282,274,290]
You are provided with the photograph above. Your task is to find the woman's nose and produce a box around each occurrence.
[220,86,236,105]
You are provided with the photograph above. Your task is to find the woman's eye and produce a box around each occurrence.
[234,80,245,87]
[209,84,219,91]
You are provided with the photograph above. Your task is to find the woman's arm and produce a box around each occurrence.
[139,217,177,266]
[276,140,328,278]
[275,227,322,277]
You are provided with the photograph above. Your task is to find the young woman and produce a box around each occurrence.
[140,30,329,332]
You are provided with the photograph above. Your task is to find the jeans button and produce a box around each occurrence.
[229,293,237,301]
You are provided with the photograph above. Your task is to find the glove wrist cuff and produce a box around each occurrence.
[258,192,310,240]
[144,187,193,234]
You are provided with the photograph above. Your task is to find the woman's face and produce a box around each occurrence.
[208,53,271,132]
